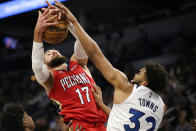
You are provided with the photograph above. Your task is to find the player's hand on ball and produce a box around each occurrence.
[91,84,103,105]
[43,0,62,20]
[34,6,59,34]
[54,0,77,24]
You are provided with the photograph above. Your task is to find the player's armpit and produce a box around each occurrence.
[114,69,133,90]
[39,71,54,95]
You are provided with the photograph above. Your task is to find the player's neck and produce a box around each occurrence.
[139,81,148,87]
[52,63,67,71]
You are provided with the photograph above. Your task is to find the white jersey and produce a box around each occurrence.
[107,84,165,131]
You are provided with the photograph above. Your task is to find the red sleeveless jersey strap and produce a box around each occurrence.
[69,61,95,84]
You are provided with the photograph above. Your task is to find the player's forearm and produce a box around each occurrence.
[72,21,103,59]
[32,41,50,83]
[98,102,111,117]
[34,28,44,43]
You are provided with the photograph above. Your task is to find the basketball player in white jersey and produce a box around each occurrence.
[53,1,169,130]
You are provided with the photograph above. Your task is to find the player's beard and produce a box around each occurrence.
[47,56,67,68]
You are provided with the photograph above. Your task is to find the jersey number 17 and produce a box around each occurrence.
[75,87,91,104]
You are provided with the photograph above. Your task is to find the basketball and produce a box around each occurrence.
[43,15,68,44]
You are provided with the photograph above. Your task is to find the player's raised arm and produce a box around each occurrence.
[32,7,59,88]
[54,0,131,90]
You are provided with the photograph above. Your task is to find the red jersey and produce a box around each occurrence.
[49,61,107,124]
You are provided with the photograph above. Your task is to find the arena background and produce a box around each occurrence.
[0,0,196,130]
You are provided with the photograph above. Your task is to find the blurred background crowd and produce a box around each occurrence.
[0,0,196,130]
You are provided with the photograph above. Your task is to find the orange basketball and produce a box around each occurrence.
[43,15,68,44]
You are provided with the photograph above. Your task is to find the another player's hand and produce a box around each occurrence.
[34,6,59,34]
[53,0,77,24]
[58,118,72,131]
[43,0,62,20]
[91,84,104,106]
[58,118,85,131]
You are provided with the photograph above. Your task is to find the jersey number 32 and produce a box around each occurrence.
[124,108,156,131]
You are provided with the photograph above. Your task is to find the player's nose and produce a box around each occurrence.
[53,51,57,55]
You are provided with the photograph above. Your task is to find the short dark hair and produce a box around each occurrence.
[145,61,168,92]
[0,104,25,131]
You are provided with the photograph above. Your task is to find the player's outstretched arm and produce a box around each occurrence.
[32,7,59,88]
[91,84,111,116]
[54,0,131,90]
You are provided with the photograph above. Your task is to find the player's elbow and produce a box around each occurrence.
[32,61,43,74]
[32,64,50,83]
[86,41,102,59]
[89,50,104,62]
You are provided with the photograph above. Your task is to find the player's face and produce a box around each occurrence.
[44,50,62,63]
[44,50,67,68]
[23,112,35,130]
[132,68,147,84]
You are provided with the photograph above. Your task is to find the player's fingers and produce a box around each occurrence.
[54,0,64,6]
[70,125,73,131]
[46,1,58,10]
[45,22,59,26]
[58,11,62,20]
[38,11,43,20]
[75,123,79,130]
[91,88,96,96]
[45,14,57,22]
[83,129,85,131]
[54,2,67,13]
[43,5,51,16]
[45,0,51,6]
[38,11,42,17]
[79,125,83,131]
[66,120,73,127]
[93,84,101,94]
[45,8,60,18]
[41,8,47,11]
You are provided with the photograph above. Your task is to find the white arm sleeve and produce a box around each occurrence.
[32,42,50,83]
[74,40,88,59]
[68,23,88,59]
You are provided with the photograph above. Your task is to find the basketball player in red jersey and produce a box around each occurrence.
[32,6,107,131]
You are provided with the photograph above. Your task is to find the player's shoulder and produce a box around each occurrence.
[132,84,160,98]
